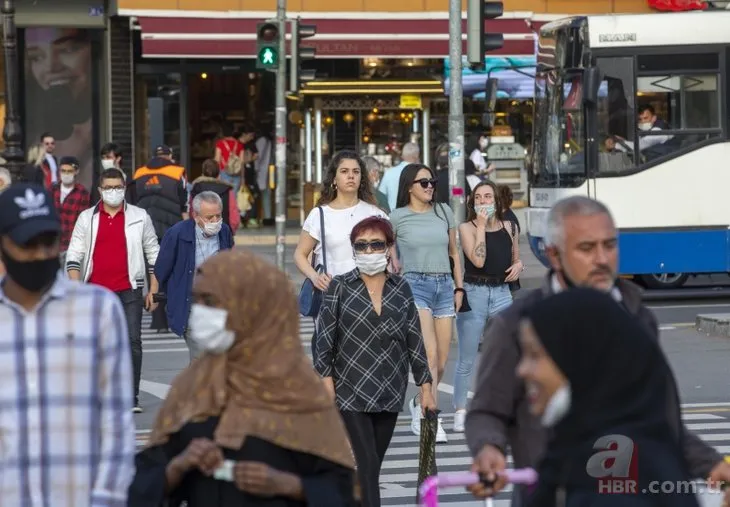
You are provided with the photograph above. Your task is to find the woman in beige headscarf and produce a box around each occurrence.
[128,249,357,507]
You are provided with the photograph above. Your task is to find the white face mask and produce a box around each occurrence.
[354,252,388,276]
[638,122,653,132]
[101,189,125,207]
[188,303,235,354]
[60,173,75,186]
[475,204,495,217]
[101,159,117,169]
[199,219,222,237]
[541,384,572,427]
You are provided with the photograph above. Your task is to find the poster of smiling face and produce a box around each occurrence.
[24,27,94,190]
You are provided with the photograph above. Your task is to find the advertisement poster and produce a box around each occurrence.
[24,28,94,189]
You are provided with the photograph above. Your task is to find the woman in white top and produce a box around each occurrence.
[467,133,496,178]
[295,149,388,300]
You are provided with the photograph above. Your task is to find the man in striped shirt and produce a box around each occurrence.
[0,183,135,506]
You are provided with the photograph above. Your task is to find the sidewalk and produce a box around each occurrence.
[235,207,548,290]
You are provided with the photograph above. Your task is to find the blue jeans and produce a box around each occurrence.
[402,273,455,318]
[219,172,241,195]
[453,283,513,410]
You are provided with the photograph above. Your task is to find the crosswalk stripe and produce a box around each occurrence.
[137,314,730,505]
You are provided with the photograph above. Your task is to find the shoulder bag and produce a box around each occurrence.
[298,207,328,317]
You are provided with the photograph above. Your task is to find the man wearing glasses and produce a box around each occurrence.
[66,168,160,414]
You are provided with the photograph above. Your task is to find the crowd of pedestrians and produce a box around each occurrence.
[1,139,730,507]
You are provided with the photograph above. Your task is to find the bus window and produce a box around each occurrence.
[635,73,721,162]
[596,57,635,174]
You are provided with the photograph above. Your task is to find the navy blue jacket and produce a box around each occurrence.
[154,219,234,336]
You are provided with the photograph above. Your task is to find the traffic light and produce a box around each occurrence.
[289,18,317,93]
[256,21,280,70]
[467,0,504,68]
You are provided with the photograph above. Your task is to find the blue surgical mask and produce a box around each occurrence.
[475,204,496,217]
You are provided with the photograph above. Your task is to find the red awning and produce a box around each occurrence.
[135,15,543,59]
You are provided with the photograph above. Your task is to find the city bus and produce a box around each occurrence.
[525,11,730,289]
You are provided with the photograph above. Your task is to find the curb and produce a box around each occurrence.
[696,314,730,338]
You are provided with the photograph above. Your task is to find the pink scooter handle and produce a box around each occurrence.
[419,468,538,507]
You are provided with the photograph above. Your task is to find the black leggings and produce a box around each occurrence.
[340,411,399,507]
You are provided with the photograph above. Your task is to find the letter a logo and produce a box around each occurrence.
[586,434,636,479]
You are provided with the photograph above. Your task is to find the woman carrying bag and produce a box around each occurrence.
[294,150,387,356]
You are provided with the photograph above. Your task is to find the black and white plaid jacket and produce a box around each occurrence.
[314,268,432,413]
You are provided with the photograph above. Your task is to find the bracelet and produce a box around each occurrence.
[454,288,465,295]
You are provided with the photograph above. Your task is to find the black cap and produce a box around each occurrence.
[155,145,173,156]
[0,184,61,246]
[59,155,80,168]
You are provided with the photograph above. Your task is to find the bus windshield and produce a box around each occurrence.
[531,69,586,186]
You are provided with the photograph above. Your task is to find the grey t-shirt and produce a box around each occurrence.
[390,203,455,274]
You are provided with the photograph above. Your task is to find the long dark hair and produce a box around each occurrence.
[395,163,450,223]
[465,180,504,222]
[316,149,376,207]
[395,163,434,210]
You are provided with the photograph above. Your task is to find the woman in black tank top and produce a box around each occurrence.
[450,180,523,433]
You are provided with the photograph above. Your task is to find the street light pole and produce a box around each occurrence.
[274,0,287,271]
[1,0,24,181]
[447,0,465,223]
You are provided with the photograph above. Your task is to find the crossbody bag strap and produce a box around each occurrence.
[319,206,327,272]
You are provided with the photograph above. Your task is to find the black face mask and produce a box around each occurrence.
[0,245,60,293]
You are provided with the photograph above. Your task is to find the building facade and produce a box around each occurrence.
[4,0,713,214]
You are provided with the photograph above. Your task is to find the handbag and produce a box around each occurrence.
[298,207,327,317]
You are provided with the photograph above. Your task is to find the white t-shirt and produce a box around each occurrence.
[60,185,73,204]
[303,201,388,276]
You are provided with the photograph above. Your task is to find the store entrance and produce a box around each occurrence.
[187,71,273,181]
[134,63,273,181]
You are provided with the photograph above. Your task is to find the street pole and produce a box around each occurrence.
[274,0,287,271]
[1,0,24,182]
[447,0,465,223]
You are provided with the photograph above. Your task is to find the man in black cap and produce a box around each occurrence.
[127,144,187,332]
[0,183,135,504]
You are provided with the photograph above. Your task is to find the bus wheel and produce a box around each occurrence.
[638,273,689,290]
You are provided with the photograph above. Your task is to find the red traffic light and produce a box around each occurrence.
[258,22,279,42]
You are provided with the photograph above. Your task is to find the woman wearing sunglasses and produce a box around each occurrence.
[390,163,464,443]
[314,216,435,507]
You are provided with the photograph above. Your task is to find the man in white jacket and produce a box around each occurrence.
[66,168,160,413]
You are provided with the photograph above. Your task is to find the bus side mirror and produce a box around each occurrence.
[583,67,601,105]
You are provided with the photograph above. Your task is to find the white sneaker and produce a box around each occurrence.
[436,418,448,443]
[409,396,421,436]
[453,410,466,433]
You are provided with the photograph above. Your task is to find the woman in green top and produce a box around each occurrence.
[389,163,464,443]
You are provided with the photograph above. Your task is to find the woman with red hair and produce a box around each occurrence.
[314,216,435,507]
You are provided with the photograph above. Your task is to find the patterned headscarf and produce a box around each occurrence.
[146,249,355,470]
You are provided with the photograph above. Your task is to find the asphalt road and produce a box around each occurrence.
[134,245,730,506]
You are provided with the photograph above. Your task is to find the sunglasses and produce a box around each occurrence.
[353,240,387,253]
[413,178,437,189]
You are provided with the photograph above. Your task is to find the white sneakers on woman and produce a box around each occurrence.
[409,396,448,443]
[452,409,466,433]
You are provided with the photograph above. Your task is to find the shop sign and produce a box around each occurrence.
[399,94,422,109]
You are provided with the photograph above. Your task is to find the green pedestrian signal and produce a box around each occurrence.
[259,46,277,66]
[256,21,280,70]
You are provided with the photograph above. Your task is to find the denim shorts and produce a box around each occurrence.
[403,273,455,318]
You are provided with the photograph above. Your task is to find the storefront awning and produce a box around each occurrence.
[299,79,444,96]
[133,14,545,59]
